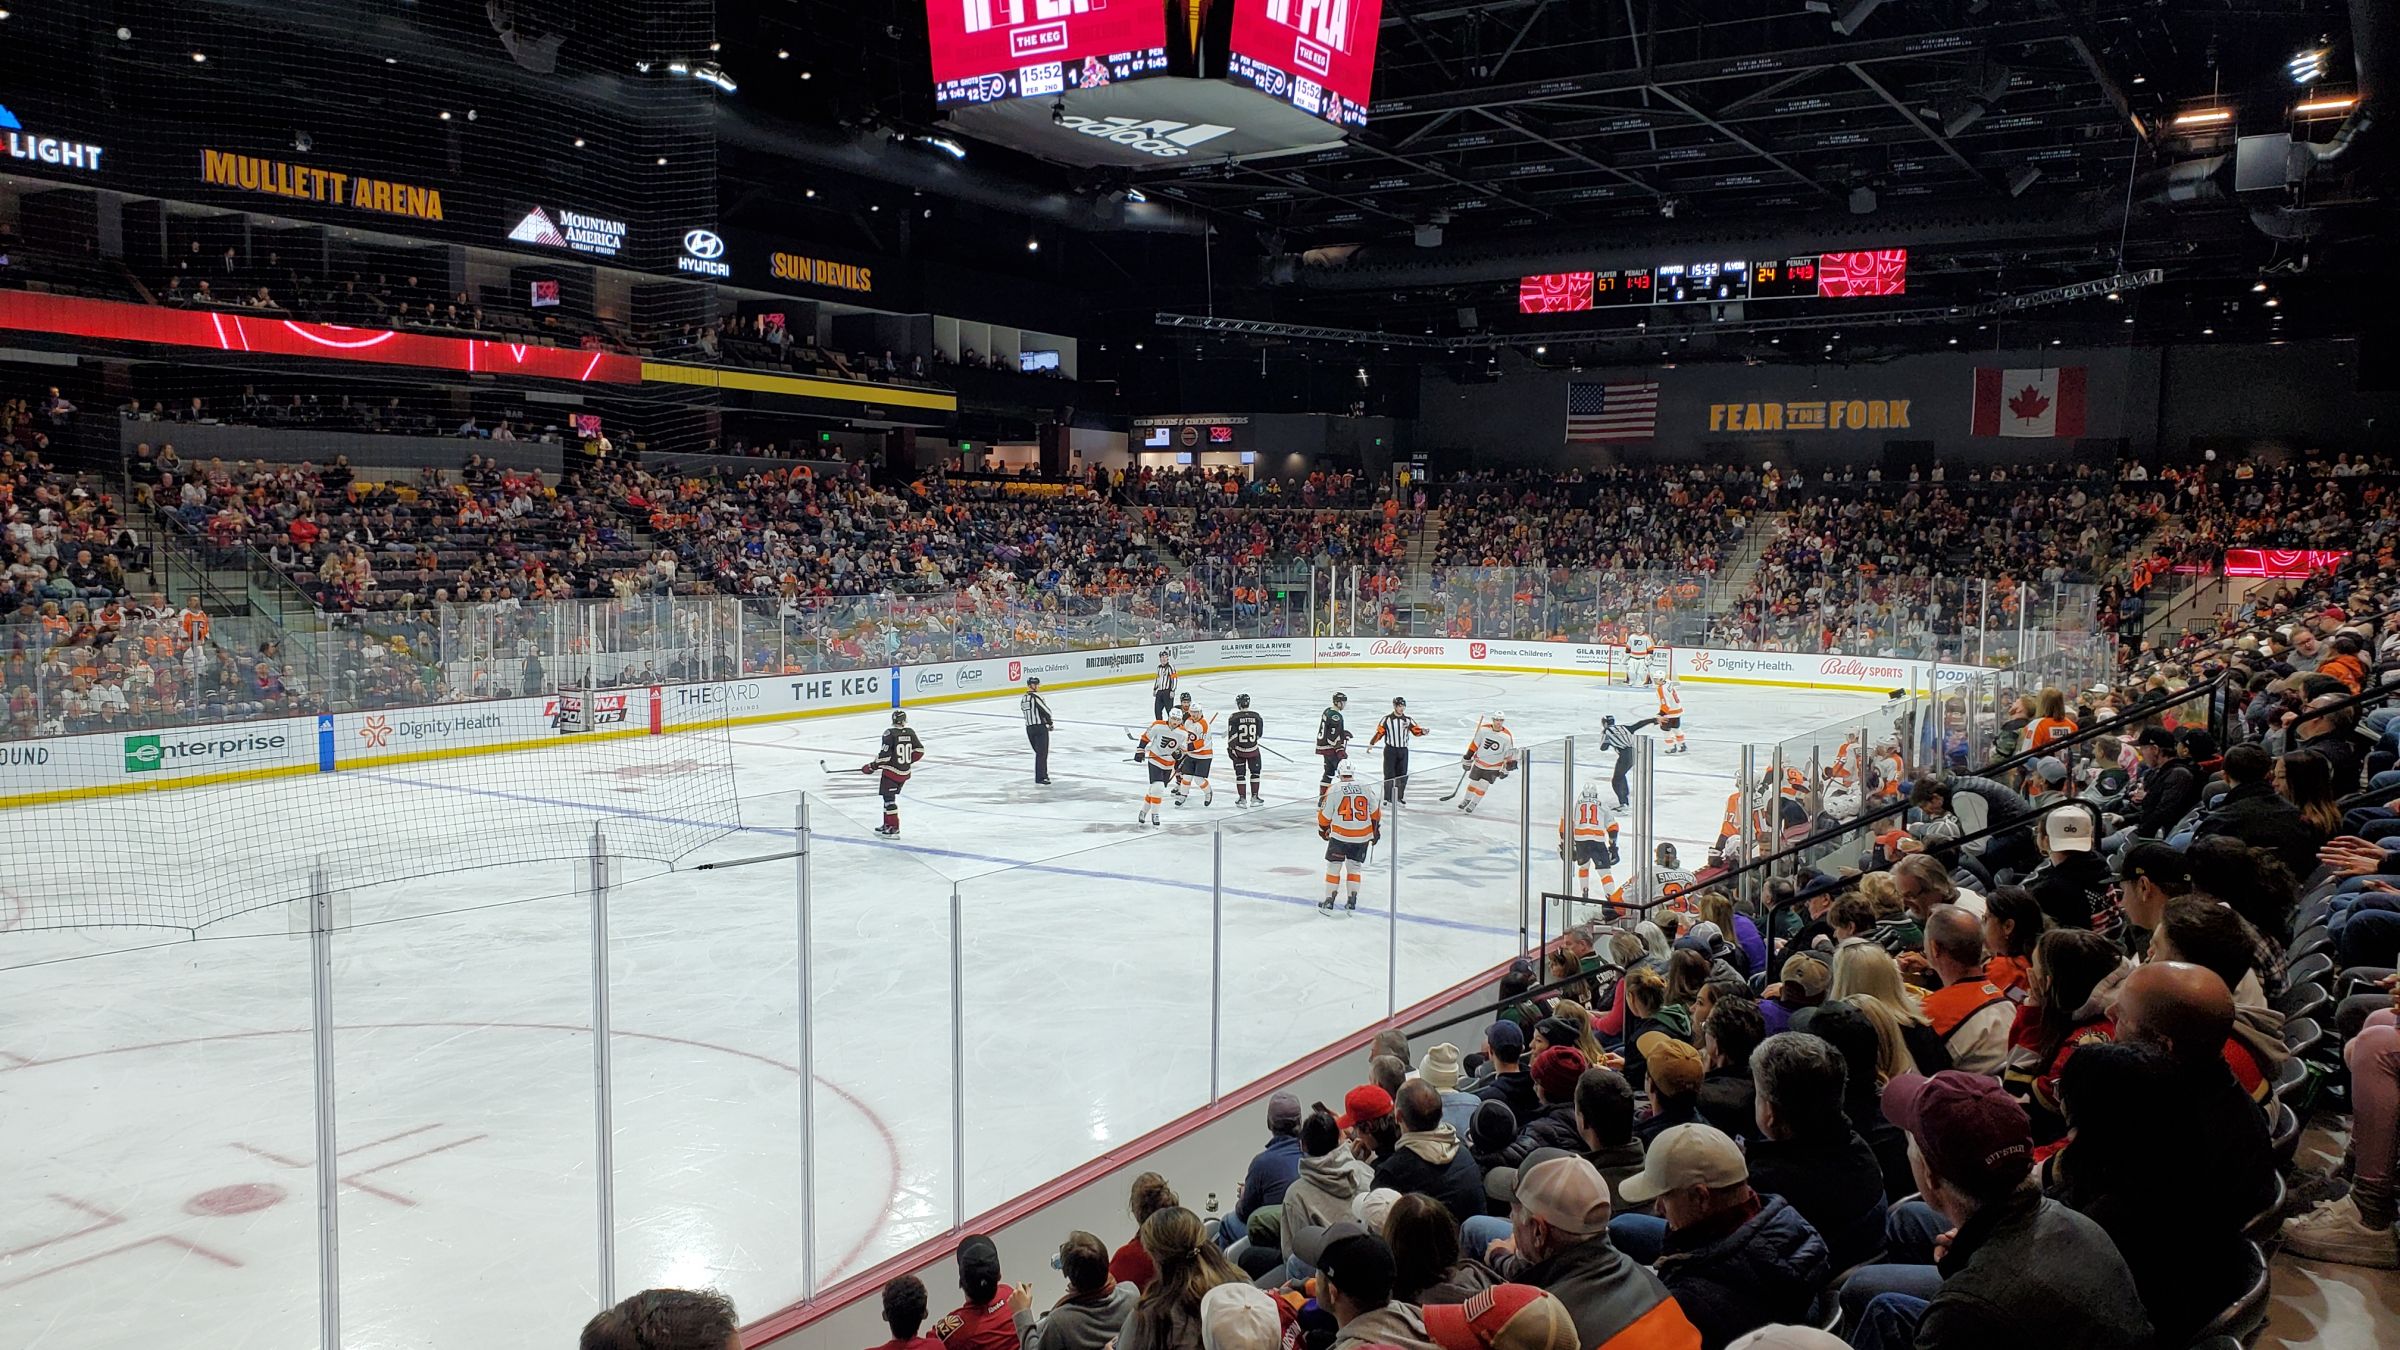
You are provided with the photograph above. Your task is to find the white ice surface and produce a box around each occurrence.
[0,669,1883,1348]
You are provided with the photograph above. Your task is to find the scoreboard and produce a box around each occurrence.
[1518,248,1906,314]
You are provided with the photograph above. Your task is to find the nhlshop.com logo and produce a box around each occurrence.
[122,730,289,774]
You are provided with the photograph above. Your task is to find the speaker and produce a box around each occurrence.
[1455,306,1480,330]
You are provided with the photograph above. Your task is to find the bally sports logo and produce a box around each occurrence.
[1367,640,1448,660]
[1469,642,1488,660]
[1819,655,1906,681]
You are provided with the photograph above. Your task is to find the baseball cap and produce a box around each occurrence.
[1423,1286,1580,1350]
[1419,1043,1466,1092]
[1882,1071,2033,1198]
[1337,1084,1394,1129]
[1352,1187,1402,1232]
[2042,803,2096,852]
[1636,1031,1704,1096]
[1726,1330,1849,1350]
[958,1233,1002,1287]
[1487,1019,1527,1058]
[1267,1090,1304,1132]
[1199,1283,1283,1350]
[2031,757,2069,785]
[2135,726,2178,751]
[2113,839,2191,886]
[1513,1154,1612,1235]
[1316,1222,1396,1297]
[1616,1122,1749,1204]
[1778,953,1830,998]
[1531,1046,1589,1102]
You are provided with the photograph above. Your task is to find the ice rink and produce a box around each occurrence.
[0,666,1887,1349]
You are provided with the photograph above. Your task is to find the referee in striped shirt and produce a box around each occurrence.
[1370,697,1428,805]
[1021,678,1055,784]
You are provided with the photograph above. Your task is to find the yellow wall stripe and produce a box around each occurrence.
[639,361,959,412]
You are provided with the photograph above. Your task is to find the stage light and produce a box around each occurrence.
[1027,238,1040,252]
[778,48,790,59]
[2295,95,2356,116]
[191,50,207,62]
[2172,107,2233,127]
[438,110,451,120]
[573,137,586,148]
[2289,46,2330,85]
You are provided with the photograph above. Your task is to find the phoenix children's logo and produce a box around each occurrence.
[1469,642,1488,660]
[359,715,392,748]
[1008,660,1023,681]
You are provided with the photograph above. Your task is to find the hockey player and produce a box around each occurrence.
[1651,843,1699,918]
[861,710,925,836]
[1624,628,1659,684]
[1317,762,1382,914]
[1654,675,1687,755]
[1457,713,1518,814]
[1226,694,1266,807]
[1369,696,1428,808]
[1132,708,1189,827]
[1559,781,1621,904]
[1152,653,1177,719]
[1173,695,1215,807]
[1315,692,1353,804]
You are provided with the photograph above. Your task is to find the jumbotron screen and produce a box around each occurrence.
[927,0,1170,108]
[1225,0,1386,129]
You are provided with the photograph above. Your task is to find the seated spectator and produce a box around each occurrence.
[1310,1224,1443,1350]
[1417,1043,1482,1136]
[1385,1192,1498,1306]
[1575,1066,1648,1205]
[1420,1285,1581,1350]
[2002,928,2126,1145]
[1469,1100,1520,1178]
[2191,743,2323,874]
[1276,1106,1374,1277]
[1615,1124,1829,1350]
[2111,839,2192,950]
[1110,1174,1179,1290]
[1483,1154,1701,1348]
[1828,941,1949,1076]
[579,1287,740,1350]
[1375,1079,1488,1226]
[1117,1208,1243,1350]
[1694,996,1766,1145]
[1846,1072,2153,1350]
[1469,1020,1539,1117]
[2146,894,2287,1098]
[1759,952,1827,1033]
[1341,1085,1402,1170]
[1976,885,2048,997]
[934,1236,1019,1350]
[2023,804,2112,934]
[1009,1232,1136,1350]
[1370,1055,1410,1101]
[1634,1032,1704,1144]
[1788,1003,1912,1203]
[2109,961,2274,1211]
[1196,1284,1282,1350]
[1215,1093,1302,1255]
[1741,1031,1890,1273]
[1916,905,2015,1074]
[876,1276,946,1350]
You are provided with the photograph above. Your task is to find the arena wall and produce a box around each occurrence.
[0,638,1979,808]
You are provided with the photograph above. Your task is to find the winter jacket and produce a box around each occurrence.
[1331,1303,1444,1350]
[1743,1129,1891,1273]
[1470,1067,1541,1121]
[1114,1301,1205,1350]
[1499,1101,1586,1168]
[1235,1134,1304,1221]
[1494,1234,1702,1350]
[2299,728,2366,794]
[2134,759,2201,837]
[1915,1189,2154,1350]
[2191,780,2326,876]
[1694,1067,1763,1146]
[2023,851,2113,935]
[1282,1150,1375,1234]
[1401,1259,1500,1308]
[1015,1283,1137,1350]
[1654,1195,1832,1350]
[1373,1125,1488,1226]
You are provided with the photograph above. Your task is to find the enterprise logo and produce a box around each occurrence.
[678,228,731,277]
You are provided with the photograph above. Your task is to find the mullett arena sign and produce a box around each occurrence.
[199,149,446,222]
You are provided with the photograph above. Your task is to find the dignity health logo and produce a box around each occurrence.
[1,103,107,174]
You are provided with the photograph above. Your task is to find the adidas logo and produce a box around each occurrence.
[508,207,568,247]
[1055,116,1236,158]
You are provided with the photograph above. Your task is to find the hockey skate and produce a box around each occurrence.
[1344,894,1358,913]
[874,824,899,837]
[1202,787,1214,806]
[1318,896,1337,915]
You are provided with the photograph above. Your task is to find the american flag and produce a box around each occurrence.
[1566,381,1659,442]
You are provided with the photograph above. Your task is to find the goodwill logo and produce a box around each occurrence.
[122,729,290,774]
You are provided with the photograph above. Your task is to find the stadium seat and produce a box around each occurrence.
[2286,926,2335,963]
[2268,1054,2312,1107]
[2273,982,2332,1023]
[2188,1242,2270,1348]
[2283,1016,2326,1060]
[2241,1171,2285,1244]
[2269,1102,2301,1174]
[2282,950,2334,990]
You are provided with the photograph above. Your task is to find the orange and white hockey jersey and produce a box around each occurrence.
[1139,719,1189,770]
[1656,679,1684,719]
[1181,710,1213,757]
[1465,724,1518,771]
[1869,746,1906,799]
[1320,782,1382,841]
[1560,796,1620,849]
[1625,632,1656,656]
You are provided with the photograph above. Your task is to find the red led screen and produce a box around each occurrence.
[1227,0,1386,115]
[0,292,642,383]
[1519,272,1596,315]
[925,0,1168,87]
[1815,249,1909,297]
[2222,548,2349,579]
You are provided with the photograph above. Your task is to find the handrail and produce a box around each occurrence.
[1403,961,1630,1041]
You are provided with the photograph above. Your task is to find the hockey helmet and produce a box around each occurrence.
[1489,711,1508,725]
[1393,696,1407,707]
[1655,842,1679,867]
[1236,694,1252,709]
[1577,780,1602,801]
[892,710,908,725]
[1337,761,1357,780]
[1602,713,1617,726]
[1331,692,1348,706]
[1179,690,1194,704]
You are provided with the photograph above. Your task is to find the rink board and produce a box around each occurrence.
[0,637,1976,808]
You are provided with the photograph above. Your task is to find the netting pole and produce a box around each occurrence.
[589,825,616,1307]
[1309,567,1318,637]
[949,880,966,1231]
[1210,824,1225,1103]
[1559,739,1575,927]
[1518,745,1534,953]
[1386,799,1400,1020]
[796,798,818,1301]
[1737,745,1758,908]
[308,860,342,1350]
[1634,740,1657,915]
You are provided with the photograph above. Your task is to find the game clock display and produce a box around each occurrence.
[925,1,1169,107]
[1224,0,1387,129]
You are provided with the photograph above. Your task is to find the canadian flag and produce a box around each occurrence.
[1972,366,2087,438]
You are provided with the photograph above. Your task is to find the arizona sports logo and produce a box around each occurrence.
[1008,660,1023,681]
[359,714,393,748]
[1469,642,1488,660]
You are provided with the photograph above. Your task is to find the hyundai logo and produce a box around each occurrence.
[683,229,726,260]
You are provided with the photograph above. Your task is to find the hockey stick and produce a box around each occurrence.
[1260,742,1295,763]
[1438,714,1492,802]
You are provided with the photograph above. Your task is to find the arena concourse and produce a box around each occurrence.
[4,3,2399,1349]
